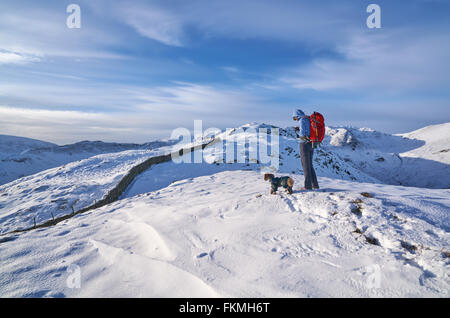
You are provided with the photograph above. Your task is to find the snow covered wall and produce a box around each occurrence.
[0,139,216,235]
[0,136,180,186]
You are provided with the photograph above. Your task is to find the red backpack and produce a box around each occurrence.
[310,112,325,146]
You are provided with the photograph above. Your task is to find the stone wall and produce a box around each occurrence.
[6,138,220,236]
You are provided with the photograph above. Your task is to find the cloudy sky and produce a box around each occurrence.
[1,0,449,144]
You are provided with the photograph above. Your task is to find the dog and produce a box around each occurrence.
[264,173,294,195]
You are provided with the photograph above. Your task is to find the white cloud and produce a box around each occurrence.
[120,6,184,46]
[100,0,356,47]
[134,82,263,115]
[0,82,271,144]
[176,0,355,45]
[0,104,182,144]
[280,30,450,93]
[222,66,240,73]
[0,3,127,61]
[0,51,41,65]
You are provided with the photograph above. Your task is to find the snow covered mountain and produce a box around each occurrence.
[0,135,180,186]
[2,122,448,190]
[0,135,57,156]
[323,123,450,189]
[0,122,448,297]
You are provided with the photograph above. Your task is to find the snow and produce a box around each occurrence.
[0,135,56,156]
[0,122,449,297]
[392,123,450,188]
[0,137,216,235]
[0,147,174,234]
[0,136,179,186]
[400,122,450,161]
[323,124,450,189]
[0,170,448,297]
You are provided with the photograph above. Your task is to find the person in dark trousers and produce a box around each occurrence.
[293,109,319,190]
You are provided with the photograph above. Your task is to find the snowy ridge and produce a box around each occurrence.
[0,136,180,186]
[215,122,450,188]
[0,135,57,156]
[0,123,449,297]
[1,123,449,235]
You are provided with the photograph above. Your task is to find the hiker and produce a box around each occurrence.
[293,109,320,190]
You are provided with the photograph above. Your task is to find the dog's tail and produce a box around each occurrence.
[287,177,294,188]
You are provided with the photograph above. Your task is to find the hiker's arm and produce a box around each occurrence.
[299,117,310,140]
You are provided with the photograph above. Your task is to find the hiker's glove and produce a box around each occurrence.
[300,136,310,142]
[294,126,299,132]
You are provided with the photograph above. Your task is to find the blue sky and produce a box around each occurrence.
[1,0,449,144]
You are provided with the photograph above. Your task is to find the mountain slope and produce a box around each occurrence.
[2,122,448,189]
[322,124,450,189]
[0,135,56,157]
[0,170,448,297]
[0,122,448,297]
[1,122,449,235]
[0,124,380,235]
[0,135,179,186]
[399,123,450,163]
[393,123,450,189]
